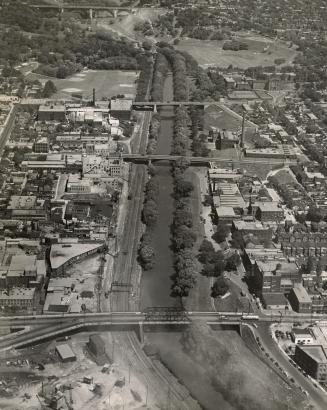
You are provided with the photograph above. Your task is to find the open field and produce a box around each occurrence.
[204,105,256,134]
[27,69,139,99]
[176,36,298,69]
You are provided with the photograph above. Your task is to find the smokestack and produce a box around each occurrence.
[241,107,246,148]
[93,88,95,106]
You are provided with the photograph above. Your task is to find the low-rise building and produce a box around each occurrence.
[254,260,300,294]
[82,156,123,177]
[295,345,327,381]
[0,287,36,309]
[289,284,312,313]
[216,129,239,150]
[262,292,288,310]
[291,328,315,345]
[232,220,272,242]
[66,175,92,194]
[38,104,66,122]
[34,137,49,153]
[110,98,132,120]
[256,202,284,223]
[55,344,76,363]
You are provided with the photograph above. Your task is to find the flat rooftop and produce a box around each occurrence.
[298,345,327,364]
[292,284,311,304]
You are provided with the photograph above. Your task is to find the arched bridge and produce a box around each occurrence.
[30,4,162,19]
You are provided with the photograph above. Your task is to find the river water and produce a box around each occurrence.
[139,75,235,410]
[140,74,178,309]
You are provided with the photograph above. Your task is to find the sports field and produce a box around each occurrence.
[176,35,298,69]
[28,69,139,99]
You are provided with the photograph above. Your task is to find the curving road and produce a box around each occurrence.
[256,323,327,410]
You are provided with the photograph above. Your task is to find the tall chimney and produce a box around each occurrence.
[241,107,246,148]
[93,88,95,106]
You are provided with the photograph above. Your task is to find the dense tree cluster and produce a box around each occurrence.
[135,55,154,101]
[198,240,226,277]
[138,231,155,271]
[197,239,232,297]
[142,177,159,227]
[211,277,229,298]
[171,107,190,155]
[138,173,160,271]
[170,128,198,296]
[134,20,154,36]
[151,53,169,101]
[159,47,189,101]
[41,80,57,98]
[0,1,152,80]
[212,223,230,244]
[223,40,248,51]
[147,114,161,154]
[189,108,210,157]
[172,249,198,297]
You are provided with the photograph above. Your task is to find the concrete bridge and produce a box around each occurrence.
[30,4,161,19]
[132,101,213,112]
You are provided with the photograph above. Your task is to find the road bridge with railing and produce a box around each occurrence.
[118,153,298,166]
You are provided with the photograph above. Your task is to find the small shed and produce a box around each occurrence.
[55,344,76,363]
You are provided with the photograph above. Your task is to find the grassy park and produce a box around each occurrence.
[176,35,298,69]
[28,69,139,99]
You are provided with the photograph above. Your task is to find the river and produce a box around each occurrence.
[140,74,178,309]
[139,74,235,410]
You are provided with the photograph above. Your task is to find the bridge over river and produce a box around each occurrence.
[0,309,319,351]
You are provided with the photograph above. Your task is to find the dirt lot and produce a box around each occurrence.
[0,332,156,410]
[27,69,139,100]
[176,36,298,69]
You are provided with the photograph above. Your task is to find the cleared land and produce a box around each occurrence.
[176,36,298,69]
[204,105,256,133]
[27,69,139,99]
[97,9,162,41]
